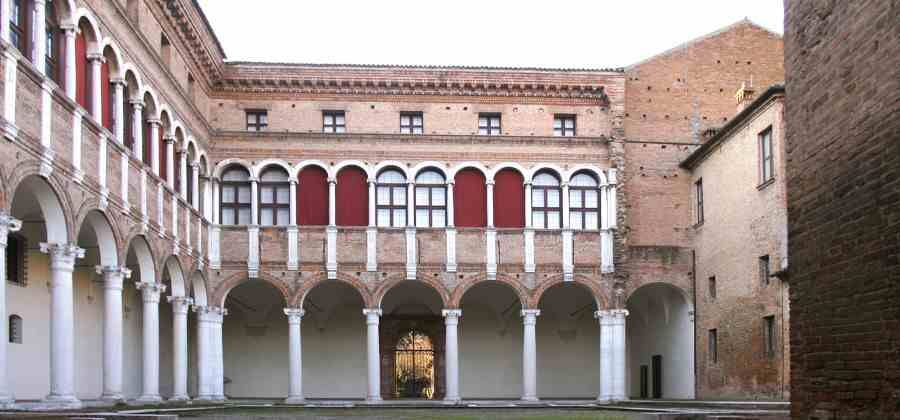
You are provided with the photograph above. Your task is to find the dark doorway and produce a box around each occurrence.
[380,316,444,400]
[394,330,435,398]
[652,355,663,399]
[640,365,649,398]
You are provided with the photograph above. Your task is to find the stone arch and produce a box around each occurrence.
[332,160,372,180]
[487,162,528,183]
[290,272,372,308]
[122,234,156,285]
[189,270,209,306]
[122,65,142,100]
[372,275,451,309]
[99,39,123,79]
[160,255,186,297]
[74,9,102,53]
[141,88,159,119]
[565,165,608,185]
[252,159,292,180]
[213,158,254,179]
[529,273,607,309]
[448,161,489,179]
[74,208,120,267]
[7,169,74,244]
[53,0,77,25]
[211,271,292,308]
[373,160,411,180]
[527,164,566,183]
[410,161,448,179]
[449,273,529,309]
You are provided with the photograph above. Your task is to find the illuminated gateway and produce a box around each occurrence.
[0,0,787,408]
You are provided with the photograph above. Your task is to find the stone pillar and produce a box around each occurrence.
[289,180,298,226]
[0,214,22,406]
[366,179,377,272]
[112,80,125,143]
[168,296,192,401]
[250,178,259,225]
[136,282,166,403]
[486,180,495,228]
[88,54,103,121]
[328,177,337,226]
[524,182,535,273]
[191,162,200,209]
[63,27,77,100]
[442,309,461,403]
[179,147,189,200]
[284,308,305,404]
[39,242,85,408]
[596,309,627,401]
[148,120,160,176]
[193,306,214,400]
[164,136,175,189]
[98,265,130,402]
[32,0,46,75]
[210,307,226,400]
[363,308,382,402]
[130,100,144,161]
[326,178,337,277]
[520,309,540,401]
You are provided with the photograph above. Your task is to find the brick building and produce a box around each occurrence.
[0,0,787,408]
[785,0,899,418]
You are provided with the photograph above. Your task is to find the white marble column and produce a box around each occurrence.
[0,214,22,406]
[194,306,214,400]
[363,308,382,402]
[326,178,337,278]
[191,162,200,209]
[88,54,103,121]
[164,136,175,189]
[486,180,495,227]
[39,242,85,408]
[148,120,161,176]
[136,282,166,403]
[596,309,628,401]
[130,100,144,161]
[168,296,192,401]
[98,265,131,402]
[366,179,377,272]
[180,149,189,200]
[521,309,540,401]
[442,309,461,403]
[210,307,226,400]
[32,0,47,75]
[284,308,305,404]
[445,181,457,272]
[287,180,299,270]
[63,27,77,100]
[524,182,535,273]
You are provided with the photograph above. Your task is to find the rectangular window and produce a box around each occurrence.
[554,114,576,137]
[478,113,501,136]
[6,233,25,286]
[708,276,716,300]
[245,110,268,132]
[759,127,774,185]
[400,112,424,134]
[323,111,346,133]
[763,316,776,358]
[708,329,718,364]
[759,255,770,286]
[10,0,25,53]
[694,179,704,225]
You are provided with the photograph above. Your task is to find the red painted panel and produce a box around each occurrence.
[158,129,167,182]
[493,168,525,228]
[101,61,112,130]
[298,166,329,226]
[454,169,487,227]
[75,33,88,109]
[336,167,368,226]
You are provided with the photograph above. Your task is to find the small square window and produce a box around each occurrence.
[554,114,576,137]
[708,276,716,300]
[759,255,770,286]
[323,111,346,133]
[245,110,268,132]
[478,113,501,136]
[400,112,424,134]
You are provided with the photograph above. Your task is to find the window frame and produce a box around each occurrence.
[532,173,563,230]
[6,232,26,286]
[759,254,771,286]
[376,170,408,228]
[45,0,60,82]
[245,109,268,132]
[763,315,776,359]
[9,0,28,55]
[568,173,600,231]
[257,168,291,227]
[694,179,704,225]
[414,171,447,228]
[708,276,716,300]
[400,111,424,135]
[8,315,22,344]
[219,167,252,226]
[478,113,501,136]
[554,114,577,137]
[322,110,346,134]
[758,126,774,186]
[708,329,718,364]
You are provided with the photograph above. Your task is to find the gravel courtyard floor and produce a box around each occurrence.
[177,407,630,420]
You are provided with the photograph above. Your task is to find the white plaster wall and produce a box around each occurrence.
[122,283,145,399]
[302,304,367,398]
[7,249,52,400]
[536,284,599,398]
[627,284,694,399]
[458,303,523,398]
[73,264,103,400]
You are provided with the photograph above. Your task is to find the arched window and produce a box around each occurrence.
[45,0,62,83]
[220,166,251,225]
[5,233,25,285]
[259,167,290,226]
[297,166,328,226]
[8,315,22,344]
[376,169,407,228]
[453,168,486,228]
[336,166,368,226]
[414,170,446,228]
[493,168,525,228]
[75,28,88,110]
[569,172,600,230]
[532,171,561,229]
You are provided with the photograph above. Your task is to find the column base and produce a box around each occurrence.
[100,393,125,403]
[365,396,383,403]
[442,397,461,404]
[520,396,540,402]
[0,395,14,409]
[168,394,191,402]
[133,394,163,405]
[284,396,306,404]
[39,394,83,410]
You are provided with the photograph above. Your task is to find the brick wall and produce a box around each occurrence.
[785,0,900,418]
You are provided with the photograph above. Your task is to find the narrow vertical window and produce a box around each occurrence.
[708,276,716,300]
[376,169,407,228]
[8,315,22,344]
[569,172,600,230]
[414,170,447,228]
[323,111,346,133]
[45,0,60,82]
[694,179,704,225]
[258,167,290,227]
[763,316,776,358]
[759,126,774,185]
[400,112,424,134]
[9,0,27,55]
[532,171,562,229]
[708,329,718,364]
[220,166,252,225]
[6,233,25,285]
[246,110,268,132]
[554,114,576,137]
[478,113,501,136]
[759,255,770,286]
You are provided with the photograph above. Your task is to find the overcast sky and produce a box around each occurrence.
[196,0,783,69]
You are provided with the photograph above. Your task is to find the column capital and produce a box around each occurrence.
[289,179,298,186]
[523,181,533,187]
[594,309,629,322]
[86,52,105,63]
[0,212,23,247]
[163,135,176,144]
[59,23,76,33]
[327,178,337,185]
[40,242,85,271]
[137,282,166,303]
[363,308,382,324]
[167,295,194,313]
[194,305,228,320]
[367,178,376,185]
[441,309,462,319]
[446,180,455,186]
[284,308,305,324]
[561,181,570,188]
[189,161,200,169]
[109,77,125,86]
[607,168,618,185]
[95,265,131,289]
[146,118,161,127]
[485,180,496,186]
[129,99,145,109]
[520,309,541,324]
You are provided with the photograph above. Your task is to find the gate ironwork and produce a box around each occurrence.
[394,330,435,399]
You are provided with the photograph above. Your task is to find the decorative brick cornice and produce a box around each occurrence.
[158,0,226,83]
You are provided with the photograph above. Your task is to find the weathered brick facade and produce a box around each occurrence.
[785,0,900,418]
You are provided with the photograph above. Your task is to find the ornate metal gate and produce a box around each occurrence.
[394,330,435,399]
